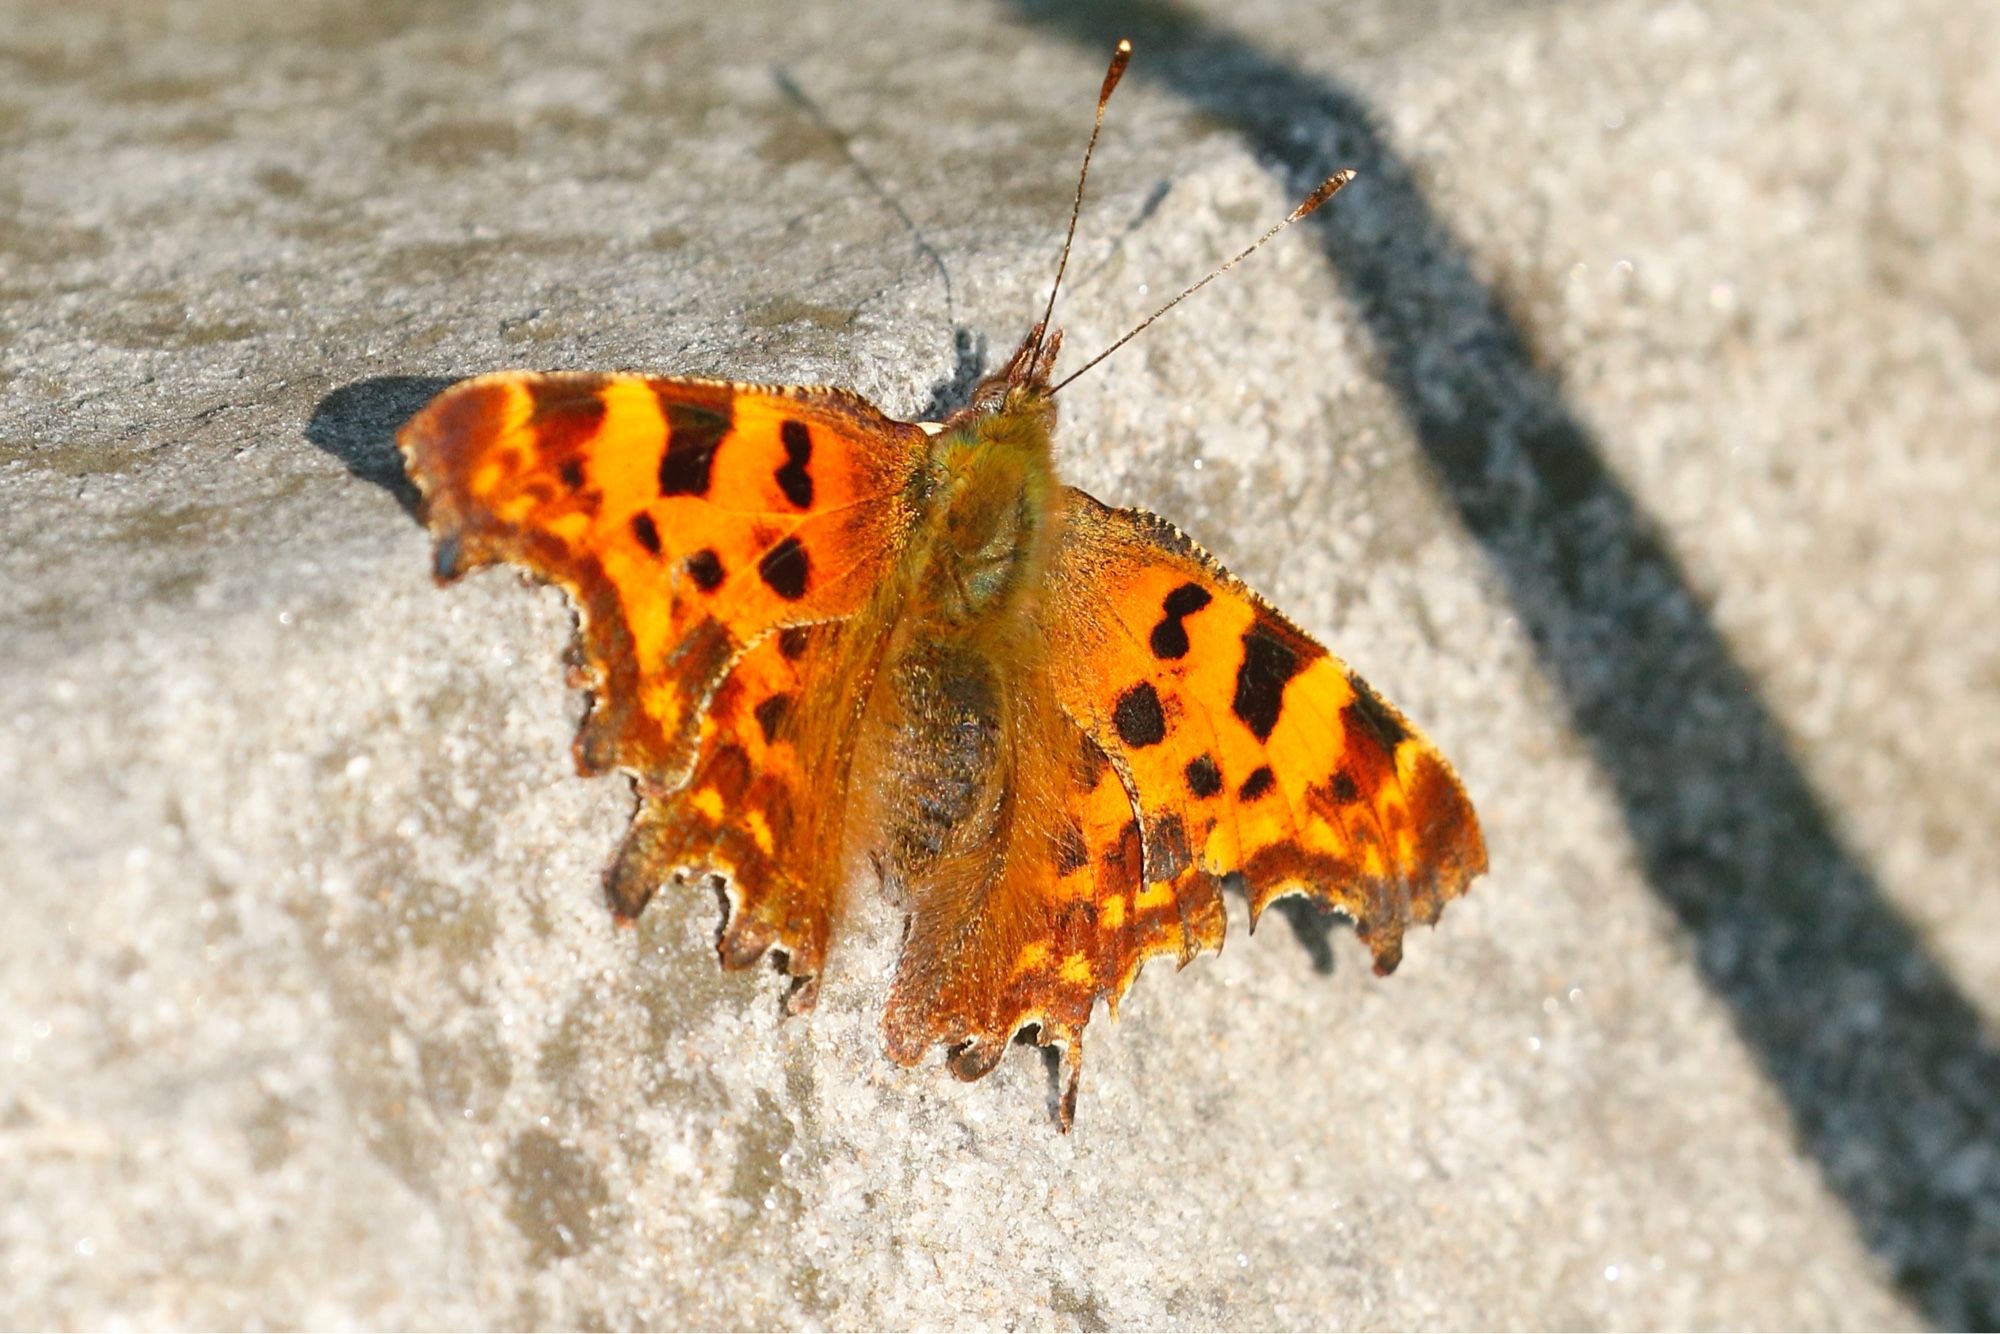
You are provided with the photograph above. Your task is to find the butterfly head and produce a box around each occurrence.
[951,320,1062,429]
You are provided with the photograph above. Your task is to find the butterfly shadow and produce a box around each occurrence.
[916,327,990,423]
[1012,1,2000,1324]
[1264,893,1340,977]
[304,374,457,520]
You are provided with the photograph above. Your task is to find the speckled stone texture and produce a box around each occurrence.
[3,0,1996,1327]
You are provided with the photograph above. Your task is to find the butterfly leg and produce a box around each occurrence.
[1056,1035,1083,1133]
[604,793,677,922]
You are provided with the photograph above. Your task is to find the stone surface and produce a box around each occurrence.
[3,0,1997,1327]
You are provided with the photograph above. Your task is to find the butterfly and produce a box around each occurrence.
[396,41,1485,1128]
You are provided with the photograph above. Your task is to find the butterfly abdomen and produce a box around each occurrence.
[866,600,1085,1080]
[871,640,1006,872]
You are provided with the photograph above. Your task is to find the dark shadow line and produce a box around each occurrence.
[1008,2,1998,1324]
[917,326,990,423]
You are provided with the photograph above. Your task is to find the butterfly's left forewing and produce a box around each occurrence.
[401,373,927,773]
[1044,491,1486,980]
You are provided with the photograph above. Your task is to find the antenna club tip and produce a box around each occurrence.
[1097,38,1133,108]
[1290,168,1360,219]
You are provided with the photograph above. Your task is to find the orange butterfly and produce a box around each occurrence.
[397,41,1485,1128]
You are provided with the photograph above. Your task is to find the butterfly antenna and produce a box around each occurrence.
[1049,169,1359,395]
[1034,38,1133,357]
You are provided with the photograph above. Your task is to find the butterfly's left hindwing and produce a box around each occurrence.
[1044,490,1487,976]
[606,620,847,988]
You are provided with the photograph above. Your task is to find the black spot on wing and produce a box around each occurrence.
[1149,622,1189,661]
[1147,581,1213,660]
[752,692,792,746]
[775,419,814,509]
[1239,765,1275,802]
[1343,671,1412,750]
[657,400,731,496]
[777,625,812,661]
[1184,753,1223,799]
[1231,620,1303,741]
[629,511,662,555]
[758,535,811,600]
[1164,582,1212,617]
[558,457,586,491]
[1331,770,1361,803]
[1112,681,1167,748]
[527,379,606,457]
[685,548,725,592]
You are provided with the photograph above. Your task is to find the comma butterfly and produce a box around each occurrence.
[397,41,1486,1128]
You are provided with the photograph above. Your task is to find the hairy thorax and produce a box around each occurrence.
[905,387,1060,631]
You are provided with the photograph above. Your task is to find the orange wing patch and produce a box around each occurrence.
[605,621,844,997]
[398,372,927,788]
[1046,491,1486,976]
